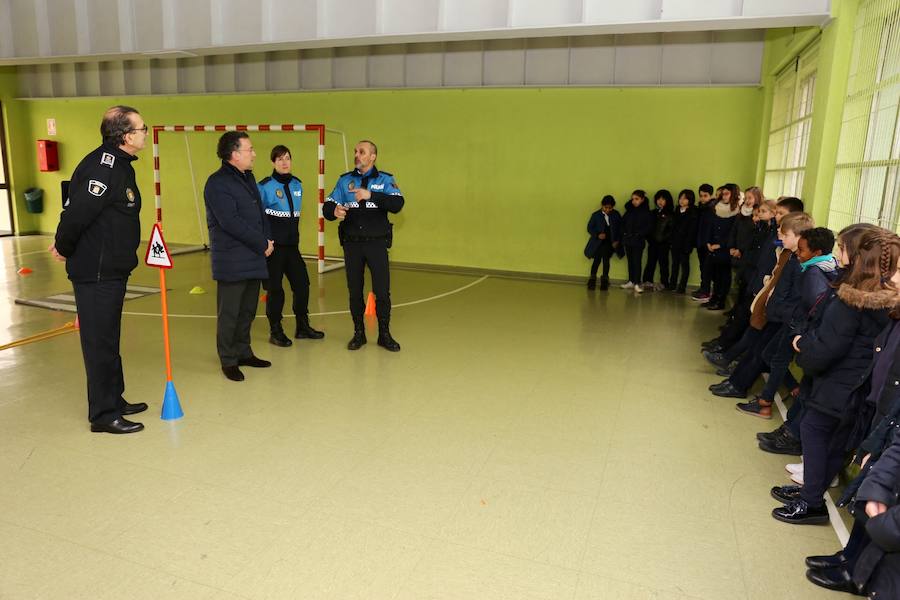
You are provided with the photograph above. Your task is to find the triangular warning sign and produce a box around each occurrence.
[145,223,173,269]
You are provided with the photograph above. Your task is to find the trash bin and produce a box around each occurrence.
[24,188,43,214]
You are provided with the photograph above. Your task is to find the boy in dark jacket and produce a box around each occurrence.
[736,227,836,419]
[585,195,622,290]
[620,190,653,293]
[670,189,698,293]
[691,183,716,301]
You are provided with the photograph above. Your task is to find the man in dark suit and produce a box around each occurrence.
[204,131,274,381]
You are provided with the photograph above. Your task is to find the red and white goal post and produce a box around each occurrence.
[151,123,345,274]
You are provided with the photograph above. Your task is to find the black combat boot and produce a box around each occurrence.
[347,316,367,350]
[377,318,401,352]
[587,277,596,290]
[269,325,292,347]
[295,314,325,339]
[599,276,609,290]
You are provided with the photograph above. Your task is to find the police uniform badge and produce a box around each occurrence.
[125,188,135,204]
[88,180,108,197]
[100,152,115,168]
[275,189,284,198]
[348,181,355,191]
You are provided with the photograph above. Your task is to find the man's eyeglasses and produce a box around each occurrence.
[128,125,149,134]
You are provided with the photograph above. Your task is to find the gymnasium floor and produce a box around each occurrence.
[1,234,843,600]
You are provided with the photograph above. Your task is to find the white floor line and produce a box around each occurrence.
[771,382,850,546]
[122,275,490,319]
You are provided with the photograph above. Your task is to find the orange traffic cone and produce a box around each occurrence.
[261,293,268,302]
[73,314,80,329]
[364,292,376,317]
[17,267,32,275]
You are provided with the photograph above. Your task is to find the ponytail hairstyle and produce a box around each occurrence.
[833,225,900,294]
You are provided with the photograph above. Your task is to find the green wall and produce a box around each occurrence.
[5,87,763,279]
[0,67,35,234]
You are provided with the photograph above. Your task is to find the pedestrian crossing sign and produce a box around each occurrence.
[145,223,173,269]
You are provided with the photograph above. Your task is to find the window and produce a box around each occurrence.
[764,41,819,199]
[829,0,900,234]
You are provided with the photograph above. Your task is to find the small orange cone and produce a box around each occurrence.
[73,315,80,329]
[17,267,33,275]
[364,292,376,316]
[261,293,268,302]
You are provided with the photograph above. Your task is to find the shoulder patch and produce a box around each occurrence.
[378,170,393,177]
[100,152,115,168]
[259,176,272,185]
[88,180,108,197]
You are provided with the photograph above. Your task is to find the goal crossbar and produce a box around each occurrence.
[151,123,343,274]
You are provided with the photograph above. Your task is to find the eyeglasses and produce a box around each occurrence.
[128,125,149,134]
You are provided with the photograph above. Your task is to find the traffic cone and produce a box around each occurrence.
[189,286,206,295]
[364,292,376,316]
[261,293,268,302]
[17,267,32,275]
[161,380,184,420]
[73,314,80,329]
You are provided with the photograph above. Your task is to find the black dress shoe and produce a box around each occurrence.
[238,355,271,368]
[710,381,746,398]
[269,331,292,347]
[759,429,802,455]
[377,332,401,352]
[757,424,786,442]
[771,484,802,503]
[716,363,736,377]
[91,417,144,434]
[702,350,730,368]
[222,365,245,381]
[772,499,829,525]
[806,567,864,595]
[705,301,726,311]
[121,401,148,416]
[295,322,325,340]
[806,552,846,570]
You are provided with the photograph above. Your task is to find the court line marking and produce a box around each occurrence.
[771,381,850,546]
[122,275,489,318]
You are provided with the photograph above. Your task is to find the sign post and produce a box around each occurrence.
[145,223,183,420]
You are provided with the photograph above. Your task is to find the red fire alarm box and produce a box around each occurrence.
[37,139,59,172]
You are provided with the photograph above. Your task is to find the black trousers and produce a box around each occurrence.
[643,241,670,285]
[800,407,851,507]
[216,279,261,367]
[718,297,752,351]
[625,245,643,284]
[590,243,613,279]
[728,322,779,393]
[697,246,711,292]
[708,256,733,303]
[73,279,128,425]
[670,248,691,290]
[344,240,391,319]
[265,245,310,333]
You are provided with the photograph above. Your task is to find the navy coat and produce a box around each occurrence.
[204,162,271,282]
[796,286,894,419]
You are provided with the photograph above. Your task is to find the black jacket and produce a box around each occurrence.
[859,321,900,459]
[765,255,801,325]
[695,201,715,250]
[649,207,674,245]
[54,144,142,283]
[706,204,738,262]
[585,209,622,258]
[670,206,698,254]
[727,213,756,268]
[204,162,271,282]
[796,285,894,419]
[621,200,653,248]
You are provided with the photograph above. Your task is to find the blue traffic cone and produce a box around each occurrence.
[161,380,184,420]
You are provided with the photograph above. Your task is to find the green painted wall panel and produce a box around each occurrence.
[8,87,763,278]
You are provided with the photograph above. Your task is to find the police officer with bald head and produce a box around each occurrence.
[323,140,404,351]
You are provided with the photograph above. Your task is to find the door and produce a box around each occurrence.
[0,101,12,235]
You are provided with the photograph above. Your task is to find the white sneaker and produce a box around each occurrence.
[621,281,635,289]
[785,462,803,475]
[789,471,839,487]
[634,284,644,293]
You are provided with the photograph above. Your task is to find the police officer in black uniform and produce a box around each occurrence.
[323,140,404,351]
[50,105,149,434]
